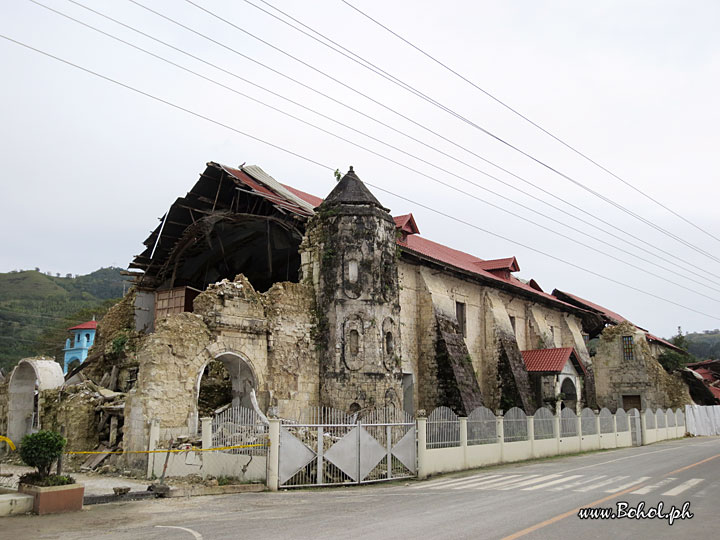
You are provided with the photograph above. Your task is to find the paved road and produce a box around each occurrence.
[6,436,719,539]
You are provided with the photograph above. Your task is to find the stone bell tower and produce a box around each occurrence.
[300,167,403,414]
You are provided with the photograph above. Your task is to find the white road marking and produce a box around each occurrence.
[453,474,524,490]
[573,475,628,492]
[477,474,541,490]
[410,475,485,489]
[522,474,583,491]
[496,474,562,490]
[156,526,203,540]
[549,475,606,491]
[631,477,676,495]
[440,475,512,490]
[662,478,704,496]
[604,476,650,493]
[425,475,499,489]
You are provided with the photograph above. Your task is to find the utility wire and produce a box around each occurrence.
[1,32,718,322]
[114,0,720,282]
[202,0,720,264]
[26,0,720,303]
[340,0,720,246]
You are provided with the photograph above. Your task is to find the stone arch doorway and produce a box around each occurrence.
[196,352,258,416]
[7,358,64,446]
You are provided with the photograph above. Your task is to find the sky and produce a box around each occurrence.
[1,0,719,338]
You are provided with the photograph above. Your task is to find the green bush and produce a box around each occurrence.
[19,472,75,486]
[19,430,67,478]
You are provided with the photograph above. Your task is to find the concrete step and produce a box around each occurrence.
[0,492,34,517]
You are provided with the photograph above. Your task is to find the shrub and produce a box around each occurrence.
[19,430,67,479]
[19,472,75,487]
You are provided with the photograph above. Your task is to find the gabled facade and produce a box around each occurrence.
[552,289,692,411]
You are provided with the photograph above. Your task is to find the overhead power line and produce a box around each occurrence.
[193,0,720,264]
[27,0,720,303]
[101,0,720,284]
[1,32,718,323]
[340,0,720,246]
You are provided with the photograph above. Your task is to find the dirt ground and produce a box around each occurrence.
[0,463,150,496]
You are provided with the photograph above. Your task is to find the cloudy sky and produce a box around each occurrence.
[1,0,719,338]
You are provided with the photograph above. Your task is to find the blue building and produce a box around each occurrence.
[63,319,97,374]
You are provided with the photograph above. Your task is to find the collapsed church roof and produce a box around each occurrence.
[128,161,597,320]
[130,162,314,291]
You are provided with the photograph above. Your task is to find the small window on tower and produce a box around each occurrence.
[455,301,467,338]
[622,335,634,362]
[347,260,358,284]
[348,329,360,357]
[385,332,394,355]
[509,316,516,335]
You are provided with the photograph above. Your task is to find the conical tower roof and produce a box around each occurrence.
[322,167,388,211]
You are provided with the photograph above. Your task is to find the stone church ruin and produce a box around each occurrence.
[0,161,696,474]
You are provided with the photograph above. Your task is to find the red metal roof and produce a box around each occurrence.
[393,213,420,235]
[475,257,520,272]
[276,182,581,311]
[282,184,324,208]
[522,347,575,372]
[646,333,685,353]
[68,320,97,331]
[552,289,635,327]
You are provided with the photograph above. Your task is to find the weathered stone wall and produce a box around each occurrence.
[123,274,318,467]
[593,321,692,411]
[262,281,319,420]
[397,261,590,412]
[123,312,212,461]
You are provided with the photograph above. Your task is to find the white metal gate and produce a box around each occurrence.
[628,408,642,446]
[278,407,416,488]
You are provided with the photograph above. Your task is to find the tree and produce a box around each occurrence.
[19,430,66,478]
[658,326,695,373]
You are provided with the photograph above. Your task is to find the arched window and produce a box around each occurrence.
[348,329,360,357]
[384,332,394,355]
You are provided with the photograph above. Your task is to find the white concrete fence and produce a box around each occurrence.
[417,406,686,479]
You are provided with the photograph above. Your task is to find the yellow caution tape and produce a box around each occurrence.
[0,436,16,451]
[66,442,268,455]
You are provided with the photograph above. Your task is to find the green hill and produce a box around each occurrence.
[684,329,720,360]
[0,268,131,373]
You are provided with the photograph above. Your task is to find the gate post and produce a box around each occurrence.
[496,411,505,463]
[267,418,280,491]
[639,411,647,446]
[612,414,618,448]
[554,412,561,454]
[201,417,212,449]
[417,415,428,479]
[459,417,468,469]
[527,416,535,458]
